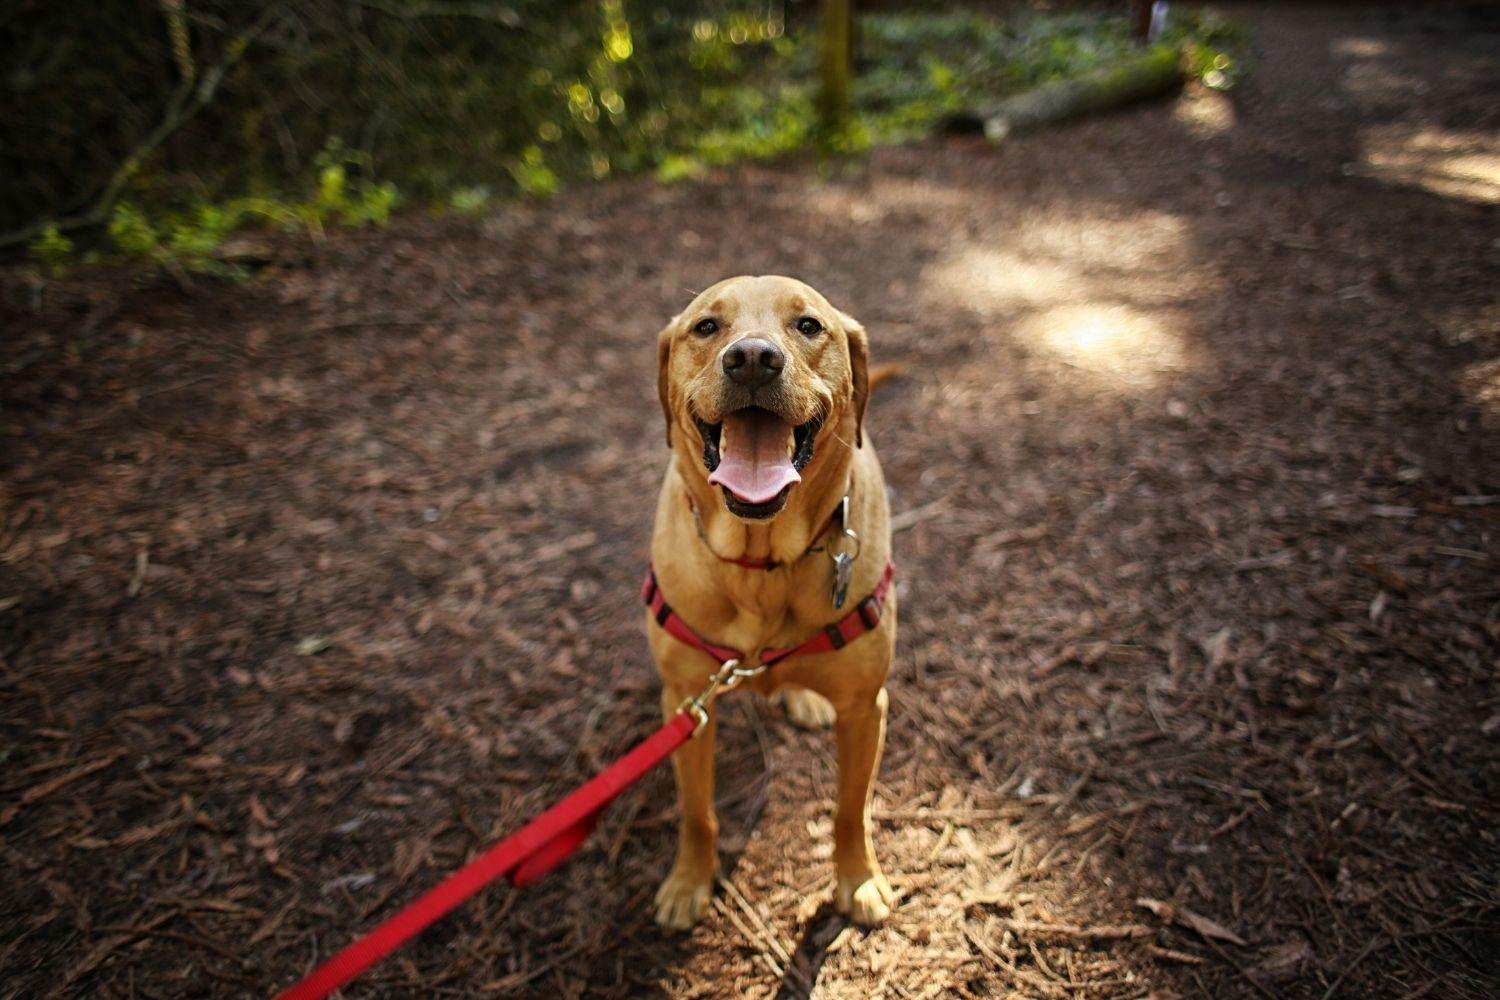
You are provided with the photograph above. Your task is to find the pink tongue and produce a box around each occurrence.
[708,410,800,504]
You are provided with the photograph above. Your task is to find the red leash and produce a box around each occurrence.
[277,563,895,999]
[275,710,698,1000]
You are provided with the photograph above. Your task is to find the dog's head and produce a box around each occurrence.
[656,275,869,521]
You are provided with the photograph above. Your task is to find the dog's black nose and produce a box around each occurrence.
[721,338,785,389]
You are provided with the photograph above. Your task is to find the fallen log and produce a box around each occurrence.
[946,45,1183,141]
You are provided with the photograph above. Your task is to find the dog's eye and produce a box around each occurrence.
[693,318,719,337]
[795,317,822,337]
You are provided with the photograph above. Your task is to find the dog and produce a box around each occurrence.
[646,275,897,930]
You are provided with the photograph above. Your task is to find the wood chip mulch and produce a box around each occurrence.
[2,3,1497,997]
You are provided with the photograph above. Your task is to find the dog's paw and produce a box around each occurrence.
[654,870,713,931]
[836,872,894,926]
[780,688,837,730]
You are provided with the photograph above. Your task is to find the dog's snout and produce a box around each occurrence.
[721,337,785,389]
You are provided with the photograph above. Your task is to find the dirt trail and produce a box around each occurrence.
[2,3,1497,997]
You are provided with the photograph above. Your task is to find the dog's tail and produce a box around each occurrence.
[868,362,906,394]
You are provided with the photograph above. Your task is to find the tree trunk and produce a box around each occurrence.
[945,45,1182,142]
[1130,0,1153,42]
[818,0,853,132]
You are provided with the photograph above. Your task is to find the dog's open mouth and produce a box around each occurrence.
[694,407,821,519]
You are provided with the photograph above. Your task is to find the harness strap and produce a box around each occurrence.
[642,572,742,663]
[643,559,895,668]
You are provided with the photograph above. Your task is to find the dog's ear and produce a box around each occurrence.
[837,310,870,448]
[656,317,676,447]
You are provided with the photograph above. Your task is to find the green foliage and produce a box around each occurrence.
[852,12,1154,140]
[582,8,1242,169]
[316,164,399,225]
[27,226,75,275]
[105,200,242,276]
[94,169,401,276]
[1166,11,1248,90]
[654,154,704,185]
[106,204,161,259]
[9,3,1244,274]
[508,146,560,198]
[448,186,495,214]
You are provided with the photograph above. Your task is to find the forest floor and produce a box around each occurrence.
[3,3,1498,997]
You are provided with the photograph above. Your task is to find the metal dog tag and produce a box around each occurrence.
[831,551,854,609]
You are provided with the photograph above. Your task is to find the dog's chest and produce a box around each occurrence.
[717,566,834,652]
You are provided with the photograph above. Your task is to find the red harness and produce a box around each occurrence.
[642,559,896,667]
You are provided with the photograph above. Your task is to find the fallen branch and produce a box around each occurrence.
[0,751,125,824]
[717,876,810,991]
[946,45,1183,141]
[1003,918,1155,942]
[1146,943,1207,964]
[890,494,949,533]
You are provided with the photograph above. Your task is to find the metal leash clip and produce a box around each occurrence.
[677,658,765,734]
[828,494,861,609]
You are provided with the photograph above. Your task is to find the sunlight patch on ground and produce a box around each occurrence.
[920,211,1192,316]
[1361,125,1500,204]
[1173,88,1236,139]
[1016,304,1186,385]
[922,248,1079,309]
[1462,358,1500,429]
[917,208,1200,393]
[1332,37,1392,59]
[792,176,975,224]
[1010,211,1189,274]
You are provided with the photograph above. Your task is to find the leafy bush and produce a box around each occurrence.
[1165,11,1248,90]
[27,227,75,276]
[82,170,401,276]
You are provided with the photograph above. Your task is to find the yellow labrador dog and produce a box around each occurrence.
[646,275,896,930]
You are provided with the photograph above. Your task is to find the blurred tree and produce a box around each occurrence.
[817,0,853,133]
[1130,0,1152,42]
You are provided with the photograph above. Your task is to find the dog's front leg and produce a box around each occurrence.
[833,685,894,925]
[654,679,718,930]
